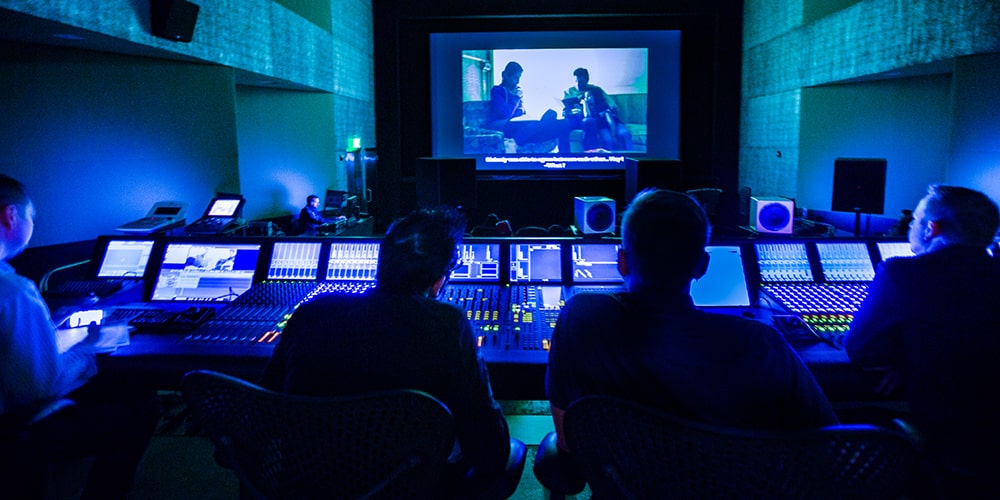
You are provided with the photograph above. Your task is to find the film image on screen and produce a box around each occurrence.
[152,243,260,302]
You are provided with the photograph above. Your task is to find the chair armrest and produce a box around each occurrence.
[532,431,586,495]
[890,418,926,453]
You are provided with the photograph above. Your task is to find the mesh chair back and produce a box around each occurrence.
[181,370,456,499]
[564,395,917,500]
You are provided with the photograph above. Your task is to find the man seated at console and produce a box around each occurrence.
[261,206,522,497]
[298,194,344,235]
[538,189,838,485]
[0,174,158,499]
[846,184,1000,498]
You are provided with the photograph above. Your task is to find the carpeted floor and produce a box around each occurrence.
[43,393,586,499]
[126,394,578,499]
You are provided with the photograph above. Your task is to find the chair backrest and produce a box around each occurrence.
[563,395,918,500]
[181,370,456,500]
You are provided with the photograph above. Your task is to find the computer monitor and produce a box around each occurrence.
[323,190,347,214]
[93,237,156,279]
[690,246,752,307]
[267,242,322,280]
[151,242,261,302]
[816,242,875,282]
[877,241,915,261]
[509,242,562,282]
[204,197,244,218]
[571,242,622,283]
[755,242,814,282]
[451,243,501,282]
[326,241,380,281]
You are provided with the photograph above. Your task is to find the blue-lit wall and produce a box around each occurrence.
[0,43,240,247]
[0,0,375,249]
[742,0,1000,215]
[236,87,342,219]
[798,74,952,218]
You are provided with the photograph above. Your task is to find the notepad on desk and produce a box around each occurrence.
[56,323,131,354]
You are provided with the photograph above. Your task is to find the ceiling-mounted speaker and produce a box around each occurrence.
[151,0,200,43]
[575,196,616,234]
[750,196,794,234]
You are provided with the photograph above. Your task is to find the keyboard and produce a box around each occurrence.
[186,217,237,235]
[107,306,214,332]
[46,279,124,298]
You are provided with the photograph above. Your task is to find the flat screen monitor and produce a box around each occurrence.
[877,241,915,261]
[451,243,501,282]
[430,30,680,171]
[755,242,814,283]
[510,242,562,282]
[571,242,621,283]
[691,246,752,307]
[323,190,347,214]
[94,238,156,278]
[205,198,243,218]
[327,241,380,281]
[267,242,322,280]
[816,242,875,282]
[151,242,261,302]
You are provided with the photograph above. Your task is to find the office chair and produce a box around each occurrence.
[181,370,459,499]
[540,395,918,499]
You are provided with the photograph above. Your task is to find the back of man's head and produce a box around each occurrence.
[376,207,465,294]
[621,189,711,292]
[0,174,30,214]
[924,184,999,247]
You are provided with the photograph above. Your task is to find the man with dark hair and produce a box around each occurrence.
[298,194,342,235]
[846,184,1000,498]
[0,174,156,499]
[262,207,519,496]
[546,188,837,451]
[562,67,634,151]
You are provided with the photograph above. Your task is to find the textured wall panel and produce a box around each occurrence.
[741,0,1000,200]
[0,0,375,94]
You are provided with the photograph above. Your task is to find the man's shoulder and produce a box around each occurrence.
[0,266,35,296]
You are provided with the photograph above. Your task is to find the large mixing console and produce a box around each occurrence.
[64,234,914,397]
[756,240,913,346]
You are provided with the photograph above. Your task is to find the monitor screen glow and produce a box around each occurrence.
[510,243,562,282]
[451,243,501,282]
[690,246,751,307]
[571,243,621,283]
[96,239,155,278]
[207,199,241,217]
[151,242,260,302]
[267,242,322,280]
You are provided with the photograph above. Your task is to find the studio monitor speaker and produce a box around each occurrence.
[832,158,887,214]
[750,196,794,234]
[575,196,616,234]
[415,157,477,211]
[151,0,200,42]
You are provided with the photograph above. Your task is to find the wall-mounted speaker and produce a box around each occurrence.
[750,196,794,234]
[151,0,200,43]
[575,196,616,234]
